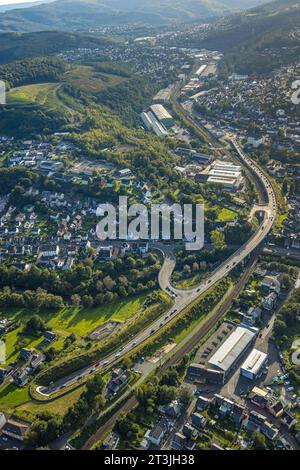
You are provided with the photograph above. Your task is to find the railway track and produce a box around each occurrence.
[82,252,259,449]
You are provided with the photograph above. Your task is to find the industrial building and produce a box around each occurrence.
[206,161,244,191]
[240,348,268,380]
[140,111,169,138]
[153,86,173,104]
[187,322,257,384]
[194,64,207,77]
[175,147,213,165]
[149,104,175,128]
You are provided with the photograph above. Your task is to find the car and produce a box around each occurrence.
[132,341,137,346]
[207,279,212,284]
[119,347,124,352]
[150,329,155,334]
[160,322,163,327]
[115,353,121,358]
[103,360,108,365]
[2,437,8,442]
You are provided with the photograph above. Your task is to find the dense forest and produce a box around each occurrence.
[0,31,118,64]
[0,57,67,89]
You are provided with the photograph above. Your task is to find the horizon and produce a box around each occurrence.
[0,0,48,5]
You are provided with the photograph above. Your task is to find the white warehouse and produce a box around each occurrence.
[207,161,243,191]
[240,348,268,381]
[140,111,169,138]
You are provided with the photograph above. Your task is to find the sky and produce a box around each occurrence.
[0,0,42,5]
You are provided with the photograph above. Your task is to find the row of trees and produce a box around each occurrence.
[0,253,160,308]
[0,57,66,90]
[25,374,105,447]
[0,287,64,311]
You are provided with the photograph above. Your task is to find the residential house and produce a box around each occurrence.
[262,292,277,311]
[281,411,296,429]
[172,432,186,450]
[20,348,35,362]
[191,413,207,430]
[1,416,30,441]
[44,331,57,343]
[107,368,130,395]
[40,244,60,258]
[145,419,167,447]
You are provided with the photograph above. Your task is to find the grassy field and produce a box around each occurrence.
[217,207,237,222]
[17,386,84,419]
[7,83,60,107]
[65,65,126,93]
[3,326,45,366]
[47,294,147,336]
[0,293,147,366]
[6,64,126,113]
[0,383,30,411]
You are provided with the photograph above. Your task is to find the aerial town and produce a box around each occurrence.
[0,0,299,460]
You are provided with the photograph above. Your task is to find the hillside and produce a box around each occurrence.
[197,0,300,74]
[0,30,117,63]
[0,57,130,136]
[0,0,269,32]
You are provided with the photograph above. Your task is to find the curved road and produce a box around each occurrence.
[36,139,277,398]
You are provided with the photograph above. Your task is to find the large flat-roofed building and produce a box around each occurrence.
[240,348,268,380]
[153,87,172,104]
[140,111,169,138]
[188,322,257,384]
[149,104,174,128]
[206,161,243,191]
[208,326,256,375]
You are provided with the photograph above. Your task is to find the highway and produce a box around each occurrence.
[35,134,277,398]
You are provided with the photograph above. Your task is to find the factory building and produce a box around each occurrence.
[240,348,268,381]
[188,322,257,385]
[206,161,243,191]
[194,64,207,77]
[149,104,175,128]
[208,326,256,376]
[153,86,172,104]
[140,111,169,138]
[174,147,213,165]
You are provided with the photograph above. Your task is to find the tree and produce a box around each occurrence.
[82,295,94,308]
[179,386,193,405]
[210,230,227,251]
[85,374,104,397]
[24,315,46,336]
[71,294,81,306]
[160,368,180,387]
[282,179,288,195]
[157,385,178,405]
[253,432,267,450]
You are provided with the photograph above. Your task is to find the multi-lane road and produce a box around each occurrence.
[36,134,277,399]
